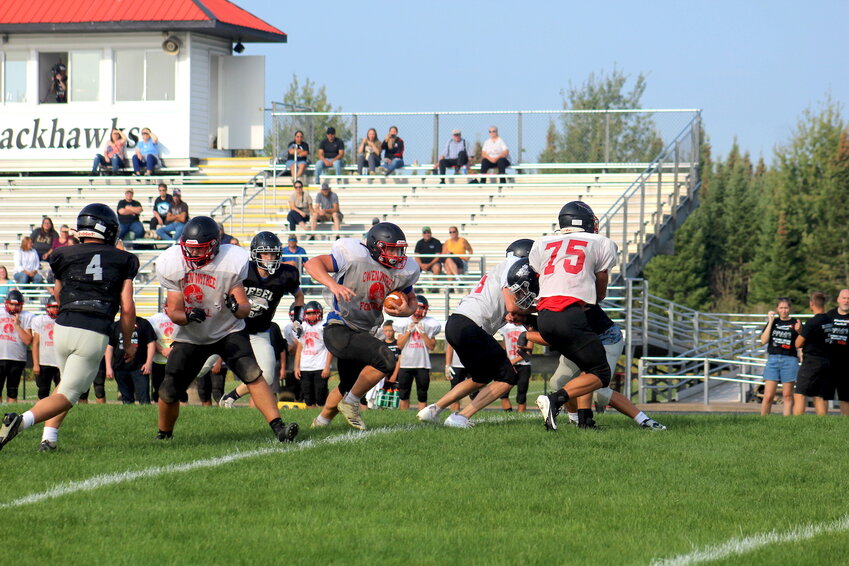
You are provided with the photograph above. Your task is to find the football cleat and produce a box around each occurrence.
[640,418,667,430]
[218,394,236,409]
[271,421,299,442]
[443,413,474,429]
[38,440,57,452]
[155,431,174,441]
[310,417,330,429]
[536,395,558,431]
[416,404,444,423]
[0,413,23,451]
[337,398,367,431]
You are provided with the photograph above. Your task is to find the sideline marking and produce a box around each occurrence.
[650,514,849,566]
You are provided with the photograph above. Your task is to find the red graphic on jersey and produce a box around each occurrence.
[2,323,12,334]
[367,282,386,311]
[164,326,174,337]
[183,284,205,306]
[48,328,54,341]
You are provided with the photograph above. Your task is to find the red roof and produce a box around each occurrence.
[0,0,286,42]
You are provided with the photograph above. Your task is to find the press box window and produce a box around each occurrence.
[115,49,176,101]
[3,52,27,103]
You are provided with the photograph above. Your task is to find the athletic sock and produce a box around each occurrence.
[633,411,648,424]
[226,390,241,400]
[550,390,570,409]
[269,417,283,430]
[567,412,579,424]
[22,411,36,430]
[577,408,594,427]
[41,426,58,443]
[343,391,360,405]
[315,415,331,425]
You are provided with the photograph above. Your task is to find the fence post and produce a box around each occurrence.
[433,113,439,170]
[517,112,523,165]
[621,198,628,276]
[703,358,710,405]
[673,140,681,210]
[352,114,358,171]
[638,178,646,254]
[241,186,246,233]
[642,279,650,359]
[667,302,674,355]
[604,111,611,167]
[655,154,663,237]
[638,358,645,404]
[625,278,634,399]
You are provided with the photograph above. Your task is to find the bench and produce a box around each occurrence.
[0,158,199,176]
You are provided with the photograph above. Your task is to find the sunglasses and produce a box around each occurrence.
[488,130,497,133]
[449,230,458,234]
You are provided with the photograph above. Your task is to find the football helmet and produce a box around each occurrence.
[288,301,305,323]
[45,297,59,319]
[506,238,534,259]
[365,222,407,269]
[506,258,539,310]
[414,295,429,319]
[304,301,323,325]
[4,289,24,315]
[180,216,220,269]
[76,203,119,245]
[250,231,283,275]
[558,201,598,233]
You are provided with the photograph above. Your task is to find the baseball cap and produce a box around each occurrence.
[172,188,182,196]
[321,181,331,191]
[451,129,461,135]
[422,226,431,233]
[371,217,380,225]
[288,234,297,242]
[326,126,336,135]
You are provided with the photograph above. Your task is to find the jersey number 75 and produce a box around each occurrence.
[543,240,587,275]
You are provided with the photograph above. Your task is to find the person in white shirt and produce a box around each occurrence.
[393,295,441,411]
[295,301,333,407]
[13,236,43,285]
[32,298,61,399]
[480,126,510,184]
[0,290,34,402]
[499,321,532,412]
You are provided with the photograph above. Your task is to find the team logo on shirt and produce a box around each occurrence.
[2,322,12,334]
[183,284,204,306]
[362,282,386,311]
[48,328,54,341]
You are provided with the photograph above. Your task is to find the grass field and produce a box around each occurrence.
[1,404,848,566]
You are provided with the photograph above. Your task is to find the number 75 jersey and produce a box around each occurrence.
[529,232,618,305]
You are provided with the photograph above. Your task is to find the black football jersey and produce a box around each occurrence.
[243,262,300,334]
[49,242,140,335]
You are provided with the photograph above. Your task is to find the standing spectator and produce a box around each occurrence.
[92,129,128,175]
[155,188,189,241]
[0,290,34,402]
[437,129,471,183]
[759,298,801,416]
[14,236,43,285]
[0,266,12,300]
[105,315,156,405]
[32,298,60,400]
[150,183,173,232]
[377,126,405,176]
[287,181,312,233]
[132,128,162,176]
[393,296,441,411]
[148,307,175,404]
[43,225,73,261]
[480,126,510,184]
[414,226,443,276]
[356,128,381,175]
[793,292,833,416]
[295,302,332,408]
[314,127,345,183]
[278,130,310,181]
[31,217,58,261]
[117,189,145,242]
[442,226,473,278]
[310,182,344,233]
[281,235,307,270]
[826,288,849,415]
[500,320,531,412]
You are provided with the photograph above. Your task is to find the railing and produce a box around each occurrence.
[638,354,767,405]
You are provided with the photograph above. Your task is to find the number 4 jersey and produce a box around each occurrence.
[529,232,617,309]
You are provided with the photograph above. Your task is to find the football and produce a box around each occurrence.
[383,291,406,311]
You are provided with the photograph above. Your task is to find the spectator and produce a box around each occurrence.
[793,292,833,416]
[132,127,162,176]
[356,128,381,175]
[377,126,405,176]
[287,180,312,233]
[500,320,532,412]
[759,297,801,416]
[393,296,441,411]
[92,129,128,175]
[310,182,344,233]
[117,189,145,242]
[295,302,332,408]
[150,183,173,232]
[826,288,849,415]
[278,130,310,181]
[314,126,345,183]
[46,63,67,103]
[155,188,189,241]
[147,307,175,404]
[31,217,58,261]
[414,227,443,276]
[43,225,73,261]
[105,315,156,405]
[32,298,60,400]
[480,125,510,184]
[0,266,12,300]
[442,226,473,277]
[437,129,471,183]
[13,236,43,284]
[281,235,307,270]
[0,289,34,402]
[217,222,240,246]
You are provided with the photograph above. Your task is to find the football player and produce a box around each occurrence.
[393,295,442,411]
[417,240,537,428]
[0,289,34,403]
[219,231,304,407]
[32,298,61,401]
[1,203,139,452]
[154,217,298,442]
[295,301,332,408]
[304,221,420,430]
[530,201,618,431]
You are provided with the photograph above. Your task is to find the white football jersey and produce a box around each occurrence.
[31,314,58,367]
[393,316,442,369]
[324,238,420,333]
[156,243,249,345]
[449,349,465,368]
[529,232,617,306]
[282,322,298,349]
[500,322,530,366]
[148,312,176,364]
[298,321,329,372]
[453,255,519,335]
[0,310,34,362]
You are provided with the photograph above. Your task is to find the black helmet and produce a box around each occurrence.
[304,300,323,324]
[4,289,24,315]
[180,216,220,269]
[288,302,297,321]
[77,203,119,245]
[250,231,283,274]
[365,222,408,269]
[414,294,429,317]
[506,258,539,310]
[45,296,59,319]
[506,238,534,259]
[558,201,598,233]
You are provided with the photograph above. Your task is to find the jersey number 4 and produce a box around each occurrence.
[543,240,587,275]
[85,254,103,281]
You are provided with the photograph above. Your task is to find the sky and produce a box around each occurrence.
[235,0,847,163]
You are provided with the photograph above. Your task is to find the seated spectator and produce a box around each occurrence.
[314,127,345,183]
[155,188,189,241]
[30,217,58,261]
[43,225,73,261]
[377,126,405,176]
[442,226,473,276]
[218,222,240,246]
[437,129,471,183]
[132,128,162,176]
[0,266,12,300]
[414,227,443,275]
[92,129,128,175]
[310,182,344,233]
[281,235,307,270]
[277,130,310,181]
[14,236,43,284]
[117,189,145,242]
[480,125,510,184]
[150,183,173,232]
[287,180,312,232]
[356,128,381,175]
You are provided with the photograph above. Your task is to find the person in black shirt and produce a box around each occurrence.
[150,183,174,231]
[794,292,833,415]
[759,298,801,416]
[314,126,345,183]
[278,130,310,181]
[414,226,443,276]
[117,189,145,242]
[826,288,849,415]
[377,126,405,176]
[0,204,139,452]
[219,232,304,407]
[105,316,156,404]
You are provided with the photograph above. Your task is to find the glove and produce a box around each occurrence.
[225,294,240,313]
[291,305,305,323]
[292,321,303,338]
[187,308,206,324]
[516,332,528,349]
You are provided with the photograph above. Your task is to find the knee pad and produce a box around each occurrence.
[593,386,613,407]
[231,355,263,385]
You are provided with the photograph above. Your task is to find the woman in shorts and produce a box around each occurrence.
[759,297,801,416]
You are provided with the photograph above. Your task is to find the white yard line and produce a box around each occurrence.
[650,514,849,566]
